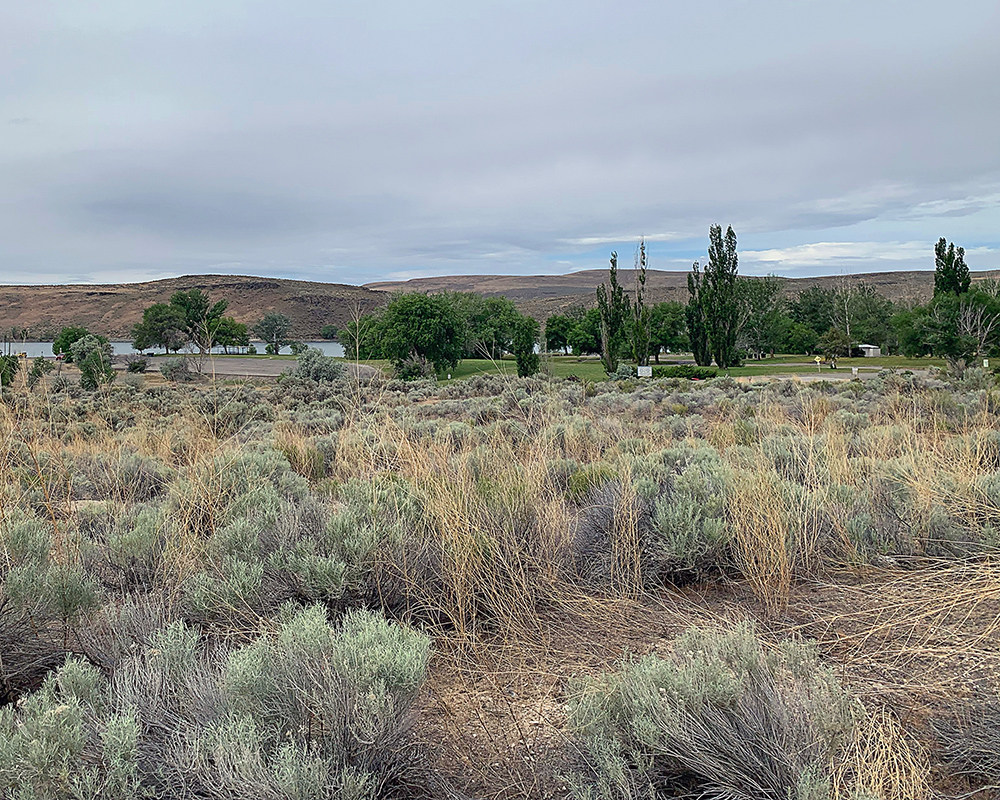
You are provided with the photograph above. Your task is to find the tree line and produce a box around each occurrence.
[344,292,540,378]
[545,229,999,372]
[8,231,996,387]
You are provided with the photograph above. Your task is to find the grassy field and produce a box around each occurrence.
[1,364,998,799]
[138,351,950,381]
[373,353,950,383]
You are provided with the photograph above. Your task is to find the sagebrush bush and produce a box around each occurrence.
[292,347,346,382]
[0,605,432,800]
[160,357,197,382]
[1,362,998,796]
[566,624,858,800]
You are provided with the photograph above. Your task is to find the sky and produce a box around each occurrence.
[2,0,1000,286]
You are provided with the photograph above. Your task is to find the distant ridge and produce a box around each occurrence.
[0,275,386,340]
[366,268,1000,320]
[3,268,998,340]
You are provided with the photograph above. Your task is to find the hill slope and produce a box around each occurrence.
[0,275,387,340]
[5,268,999,340]
[367,268,1000,319]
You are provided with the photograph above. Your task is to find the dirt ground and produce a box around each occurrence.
[412,564,1000,799]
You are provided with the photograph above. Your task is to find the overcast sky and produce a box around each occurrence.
[3,1,999,285]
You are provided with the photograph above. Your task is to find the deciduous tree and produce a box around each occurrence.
[685,262,712,367]
[254,313,293,354]
[52,326,90,362]
[704,224,741,368]
[596,252,630,373]
[379,293,463,375]
[934,238,971,296]
[649,301,688,362]
[629,239,652,366]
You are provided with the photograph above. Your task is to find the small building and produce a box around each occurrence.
[858,344,881,358]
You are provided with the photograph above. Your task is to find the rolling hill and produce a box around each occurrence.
[3,268,998,341]
[0,275,387,340]
[367,268,1000,320]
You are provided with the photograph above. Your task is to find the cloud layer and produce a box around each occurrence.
[2,1,999,284]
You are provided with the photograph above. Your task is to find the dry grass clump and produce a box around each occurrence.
[934,692,1000,785]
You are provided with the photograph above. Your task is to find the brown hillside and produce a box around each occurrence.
[368,268,1000,320]
[4,268,999,340]
[0,275,388,340]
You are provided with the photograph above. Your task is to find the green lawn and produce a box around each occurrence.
[220,352,947,383]
[436,354,945,382]
[439,356,611,383]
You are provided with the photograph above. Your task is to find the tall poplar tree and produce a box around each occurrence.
[934,238,971,296]
[705,224,741,368]
[596,252,630,373]
[685,261,712,367]
[630,238,652,366]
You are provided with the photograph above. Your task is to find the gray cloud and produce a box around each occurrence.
[2,1,999,284]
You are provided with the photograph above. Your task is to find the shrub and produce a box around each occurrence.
[607,363,635,380]
[293,347,345,382]
[159,357,196,382]
[0,606,434,799]
[566,624,857,800]
[651,365,718,380]
[645,459,730,584]
[124,356,149,374]
[0,354,20,388]
[395,356,437,381]
[289,340,309,355]
[27,357,55,388]
[70,335,116,390]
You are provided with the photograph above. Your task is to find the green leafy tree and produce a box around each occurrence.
[629,239,652,366]
[512,315,540,377]
[444,292,520,359]
[568,308,602,355]
[70,334,115,390]
[131,303,187,352]
[648,301,688,362]
[544,314,575,354]
[253,313,293,355]
[919,289,1000,372]
[169,289,229,352]
[704,224,742,368]
[379,293,464,375]
[343,313,385,360]
[775,317,819,355]
[787,287,836,339]
[596,252,630,374]
[685,262,712,367]
[52,326,89,362]
[214,317,250,353]
[891,307,931,358]
[737,275,783,359]
[320,324,339,340]
[934,238,971,296]
[827,280,894,351]
[0,355,18,389]
[819,327,852,359]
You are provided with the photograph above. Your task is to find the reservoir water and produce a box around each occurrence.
[7,341,346,359]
